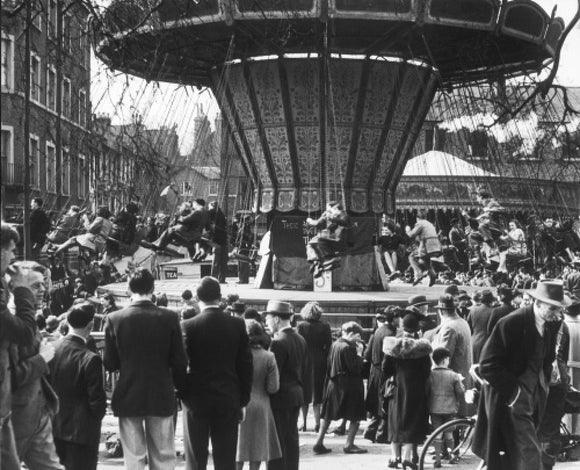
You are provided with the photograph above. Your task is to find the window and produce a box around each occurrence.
[30,53,41,102]
[435,128,447,151]
[209,180,219,196]
[1,126,14,183]
[79,20,90,69]
[46,65,56,110]
[48,0,57,38]
[1,33,14,92]
[78,154,86,197]
[469,129,488,160]
[32,7,43,31]
[46,141,57,192]
[62,13,72,53]
[424,128,435,152]
[30,135,40,189]
[62,77,71,118]
[78,89,87,127]
[62,148,70,195]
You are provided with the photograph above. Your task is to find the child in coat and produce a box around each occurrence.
[427,347,465,467]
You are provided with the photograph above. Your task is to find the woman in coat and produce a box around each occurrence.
[236,320,282,470]
[296,301,333,432]
[382,313,433,470]
[314,322,367,454]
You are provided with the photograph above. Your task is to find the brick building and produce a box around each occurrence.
[1,0,92,221]
[91,115,183,216]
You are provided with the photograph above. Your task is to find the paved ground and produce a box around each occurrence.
[96,411,580,469]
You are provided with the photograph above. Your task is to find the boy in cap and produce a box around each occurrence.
[427,347,465,467]
[263,301,308,470]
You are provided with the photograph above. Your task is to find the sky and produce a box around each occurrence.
[90,0,580,155]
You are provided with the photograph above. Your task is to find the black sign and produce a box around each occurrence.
[271,215,376,258]
[164,269,178,280]
[271,216,309,258]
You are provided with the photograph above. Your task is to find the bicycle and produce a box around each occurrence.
[418,366,486,470]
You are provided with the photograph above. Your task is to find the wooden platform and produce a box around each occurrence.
[98,277,479,313]
[97,276,481,335]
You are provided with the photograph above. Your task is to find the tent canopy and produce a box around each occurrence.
[403,150,498,178]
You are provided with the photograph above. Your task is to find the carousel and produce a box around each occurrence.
[94,0,574,291]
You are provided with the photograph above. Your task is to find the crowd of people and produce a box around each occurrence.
[2,217,580,470]
[12,191,580,297]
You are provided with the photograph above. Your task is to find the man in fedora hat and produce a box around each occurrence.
[407,295,437,334]
[472,281,571,470]
[227,301,246,318]
[181,277,253,470]
[263,301,308,470]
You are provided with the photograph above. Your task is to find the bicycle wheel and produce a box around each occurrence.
[419,417,478,470]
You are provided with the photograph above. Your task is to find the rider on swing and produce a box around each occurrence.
[146,198,211,260]
[306,200,350,278]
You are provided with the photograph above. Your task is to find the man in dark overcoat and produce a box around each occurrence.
[472,281,571,470]
[363,308,396,443]
[50,303,106,470]
[181,276,253,470]
[104,268,187,469]
[264,301,308,470]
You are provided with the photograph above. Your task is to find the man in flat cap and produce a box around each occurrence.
[264,301,308,470]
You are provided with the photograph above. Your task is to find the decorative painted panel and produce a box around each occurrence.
[374,129,403,188]
[326,126,351,187]
[245,129,272,186]
[286,60,320,125]
[228,66,256,128]
[390,66,422,130]
[250,61,286,126]
[261,189,275,212]
[350,190,368,213]
[295,126,320,185]
[362,61,399,126]
[328,60,362,125]
[265,127,294,185]
[277,189,296,212]
[371,191,385,212]
[352,127,381,187]
[299,189,321,212]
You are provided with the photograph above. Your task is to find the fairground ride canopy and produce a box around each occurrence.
[95,0,568,214]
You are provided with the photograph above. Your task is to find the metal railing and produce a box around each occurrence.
[1,157,24,185]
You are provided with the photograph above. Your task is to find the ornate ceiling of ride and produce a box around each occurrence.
[95,0,568,213]
[212,56,437,212]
